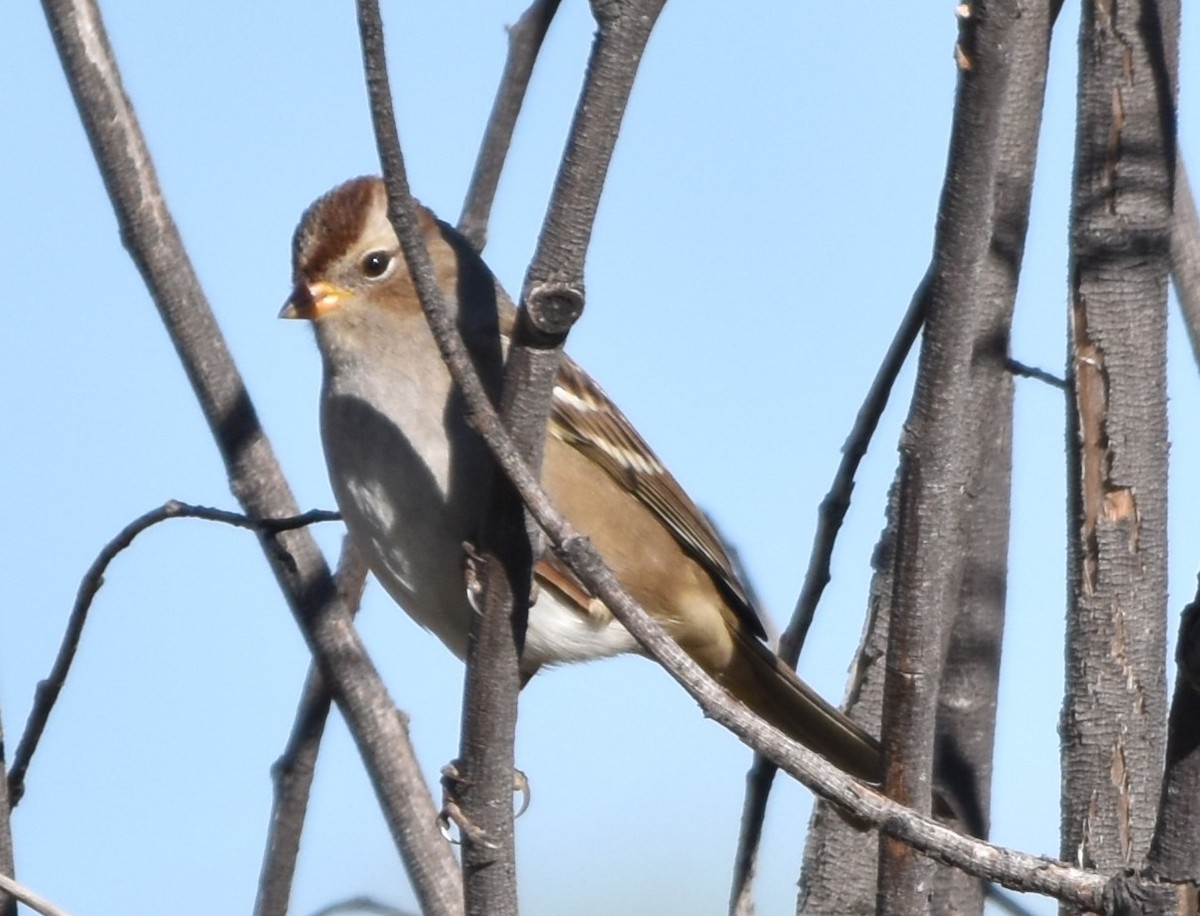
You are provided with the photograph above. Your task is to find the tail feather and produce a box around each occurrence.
[722,628,881,783]
[722,630,962,822]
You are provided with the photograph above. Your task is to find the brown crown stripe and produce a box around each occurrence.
[293,176,382,282]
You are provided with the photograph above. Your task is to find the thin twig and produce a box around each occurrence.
[255,537,371,916]
[787,272,931,666]
[730,273,929,912]
[0,874,72,916]
[457,0,562,250]
[8,501,339,807]
[1005,357,1067,390]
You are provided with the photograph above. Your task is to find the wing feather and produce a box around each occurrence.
[549,356,766,640]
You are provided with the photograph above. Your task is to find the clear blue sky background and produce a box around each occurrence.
[3,3,1199,915]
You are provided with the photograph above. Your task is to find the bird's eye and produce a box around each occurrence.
[361,250,393,279]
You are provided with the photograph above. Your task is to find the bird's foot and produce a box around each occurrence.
[437,761,531,844]
[438,762,489,846]
[461,542,485,613]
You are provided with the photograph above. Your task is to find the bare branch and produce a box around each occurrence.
[876,1,1023,903]
[731,273,929,912]
[1146,578,1200,878]
[38,2,461,911]
[8,501,338,807]
[1170,155,1200,368]
[928,1,1055,907]
[552,525,1112,909]
[1005,358,1068,390]
[1064,0,1176,875]
[519,0,667,326]
[0,874,71,916]
[357,5,522,913]
[786,274,930,666]
[358,2,667,912]
[255,538,371,916]
[0,713,15,916]
[458,0,562,249]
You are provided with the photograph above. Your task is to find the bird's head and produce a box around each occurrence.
[281,176,441,326]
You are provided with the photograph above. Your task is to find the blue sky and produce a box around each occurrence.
[3,3,1199,915]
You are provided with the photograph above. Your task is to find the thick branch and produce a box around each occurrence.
[1145,580,1200,879]
[876,3,1035,908]
[927,2,1054,909]
[1170,156,1200,368]
[39,3,461,912]
[1064,0,1176,882]
[518,0,668,332]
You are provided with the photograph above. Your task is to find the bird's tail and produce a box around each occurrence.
[717,631,969,824]
[720,627,881,783]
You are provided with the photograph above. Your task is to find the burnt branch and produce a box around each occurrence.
[1146,578,1200,879]
[874,0,1046,905]
[1006,358,1068,390]
[1064,0,1176,876]
[1171,155,1200,369]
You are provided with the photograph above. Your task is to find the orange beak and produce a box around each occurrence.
[279,281,347,320]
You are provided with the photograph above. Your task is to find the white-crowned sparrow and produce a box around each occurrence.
[282,176,880,782]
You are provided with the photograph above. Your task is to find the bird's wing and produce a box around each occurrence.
[547,354,767,641]
[488,289,765,639]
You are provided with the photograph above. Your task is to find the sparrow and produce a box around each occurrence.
[281,176,881,784]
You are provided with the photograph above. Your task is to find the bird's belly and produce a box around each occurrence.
[321,392,641,671]
[338,473,476,659]
[523,590,641,669]
[340,466,639,670]
[322,389,483,660]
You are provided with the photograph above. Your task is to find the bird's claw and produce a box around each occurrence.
[513,768,531,818]
[439,762,490,846]
[438,761,532,843]
[462,542,484,612]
